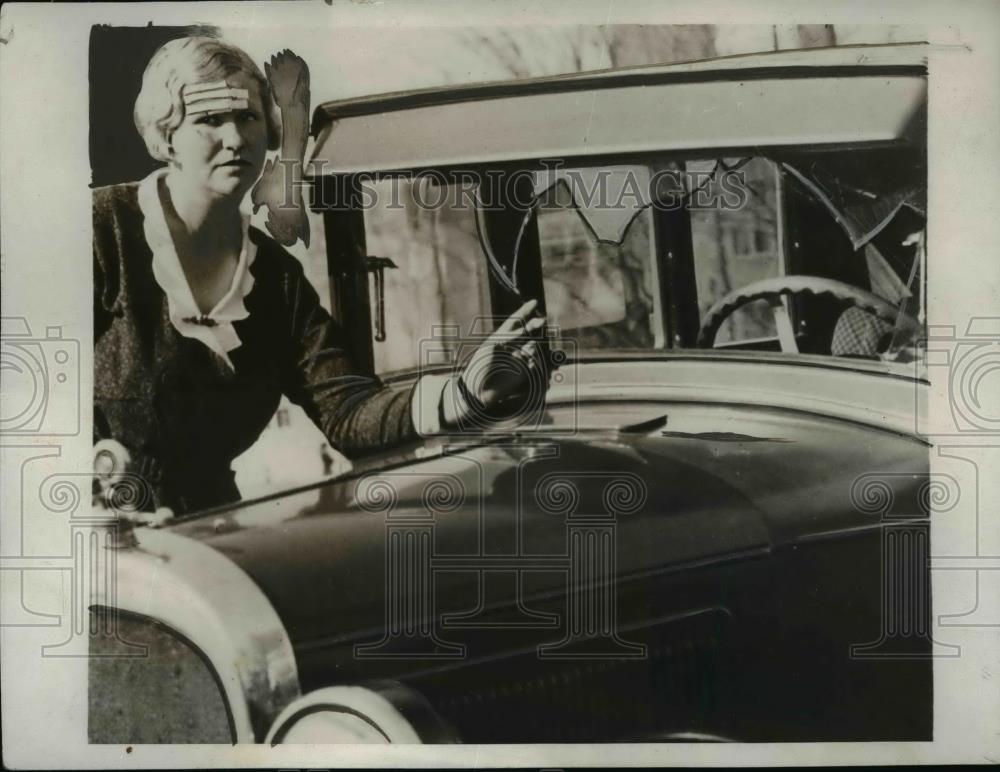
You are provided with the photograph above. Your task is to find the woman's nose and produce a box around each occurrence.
[219,119,245,151]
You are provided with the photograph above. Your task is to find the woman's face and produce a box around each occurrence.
[168,71,268,200]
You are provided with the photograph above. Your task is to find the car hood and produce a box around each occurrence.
[167,402,928,651]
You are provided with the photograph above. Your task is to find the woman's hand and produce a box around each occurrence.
[442,299,551,428]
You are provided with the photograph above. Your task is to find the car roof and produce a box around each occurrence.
[308,43,928,175]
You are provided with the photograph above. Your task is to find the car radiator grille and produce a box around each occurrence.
[412,607,731,743]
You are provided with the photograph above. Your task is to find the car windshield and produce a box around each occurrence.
[360,145,926,376]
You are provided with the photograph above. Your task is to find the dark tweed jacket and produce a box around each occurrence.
[94,182,418,514]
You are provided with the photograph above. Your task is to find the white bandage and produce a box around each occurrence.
[184,81,250,115]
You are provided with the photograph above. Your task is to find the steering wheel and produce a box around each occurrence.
[696,275,921,354]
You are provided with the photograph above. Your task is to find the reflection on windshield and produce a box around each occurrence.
[363,178,491,375]
[537,181,657,350]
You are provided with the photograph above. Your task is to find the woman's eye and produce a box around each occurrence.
[240,110,258,122]
[196,115,222,127]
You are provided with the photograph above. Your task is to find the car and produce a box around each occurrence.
[88,42,933,744]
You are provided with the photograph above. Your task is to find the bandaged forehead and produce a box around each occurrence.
[183,81,250,116]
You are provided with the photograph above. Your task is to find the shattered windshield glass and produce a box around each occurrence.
[358,145,925,373]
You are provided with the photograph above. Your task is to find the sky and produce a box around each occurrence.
[221,24,926,107]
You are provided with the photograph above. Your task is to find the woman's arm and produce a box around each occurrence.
[280,258,422,456]
[278,249,550,455]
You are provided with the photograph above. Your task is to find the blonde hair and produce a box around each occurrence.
[134,36,280,162]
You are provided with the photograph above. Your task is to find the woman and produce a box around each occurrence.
[94,36,547,515]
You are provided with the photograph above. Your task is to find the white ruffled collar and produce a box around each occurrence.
[138,168,257,369]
